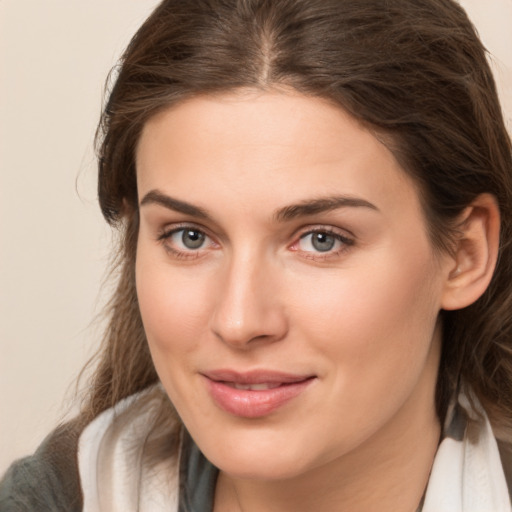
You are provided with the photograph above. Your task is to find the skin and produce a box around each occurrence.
[134,90,479,511]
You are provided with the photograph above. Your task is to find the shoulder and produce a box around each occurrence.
[0,421,82,512]
[422,391,512,511]
[0,385,183,512]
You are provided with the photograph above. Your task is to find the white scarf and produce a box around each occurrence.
[79,388,180,511]
[422,391,511,511]
[78,386,511,511]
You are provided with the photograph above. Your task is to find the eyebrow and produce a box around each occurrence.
[140,190,210,219]
[273,196,379,222]
[140,189,378,222]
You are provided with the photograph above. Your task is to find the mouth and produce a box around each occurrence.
[201,369,316,418]
[224,382,283,391]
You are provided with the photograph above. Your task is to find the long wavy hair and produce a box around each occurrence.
[81,0,512,439]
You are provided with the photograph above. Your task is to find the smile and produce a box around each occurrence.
[202,370,316,418]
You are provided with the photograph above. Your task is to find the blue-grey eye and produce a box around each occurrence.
[181,229,205,249]
[168,228,207,250]
[298,231,343,253]
[311,232,336,252]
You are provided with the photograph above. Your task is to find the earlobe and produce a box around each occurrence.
[441,193,500,311]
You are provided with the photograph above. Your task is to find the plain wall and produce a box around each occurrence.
[0,0,161,472]
[1,0,511,474]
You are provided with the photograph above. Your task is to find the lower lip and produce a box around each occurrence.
[204,377,314,418]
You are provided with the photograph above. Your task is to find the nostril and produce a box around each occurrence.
[209,262,288,348]
[211,314,288,349]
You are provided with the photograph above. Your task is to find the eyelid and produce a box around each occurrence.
[292,224,355,244]
[157,221,212,240]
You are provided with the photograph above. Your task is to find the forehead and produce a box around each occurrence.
[135,90,421,224]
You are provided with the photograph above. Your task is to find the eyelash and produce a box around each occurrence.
[156,225,355,261]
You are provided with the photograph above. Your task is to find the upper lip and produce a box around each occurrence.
[202,369,315,385]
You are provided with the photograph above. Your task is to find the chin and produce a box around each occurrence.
[213,452,310,481]
[194,424,326,482]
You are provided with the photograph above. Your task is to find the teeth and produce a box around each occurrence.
[231,382,281,391]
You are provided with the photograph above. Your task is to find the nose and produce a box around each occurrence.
[210,251,288,349]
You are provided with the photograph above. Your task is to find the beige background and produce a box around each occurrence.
[1,0,511,474]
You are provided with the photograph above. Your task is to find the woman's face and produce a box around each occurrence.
[135,91,452,480]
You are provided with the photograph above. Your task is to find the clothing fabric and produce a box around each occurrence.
[422,392,511,511]
[77,386,217,512]
[0,422,83,511]
[1,384,511,511]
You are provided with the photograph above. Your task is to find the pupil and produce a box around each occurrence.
[182,230,205,249]
[312,233,335,252]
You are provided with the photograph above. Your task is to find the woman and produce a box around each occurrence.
[1,0,511,510]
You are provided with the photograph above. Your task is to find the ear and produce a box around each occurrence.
[441,193,500,311]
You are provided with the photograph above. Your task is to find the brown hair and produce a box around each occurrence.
[83,0,512,436]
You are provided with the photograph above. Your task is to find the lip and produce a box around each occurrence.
[202,369,316,418]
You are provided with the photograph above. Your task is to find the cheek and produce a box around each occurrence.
[135,248,211,361]
[290,245,442,395]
